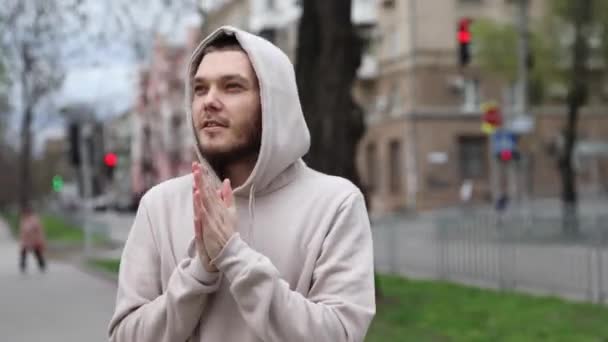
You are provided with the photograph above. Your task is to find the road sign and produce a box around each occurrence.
[492,130,516,155]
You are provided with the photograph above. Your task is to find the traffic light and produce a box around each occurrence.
[481,102,502,135]
[458,18,472,67]
[104,152,118,179]
[499,149,513,162]
[68,123,81,165]
[52,175,64,192]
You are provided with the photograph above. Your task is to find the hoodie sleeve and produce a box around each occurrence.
[108,195,221,342]
[213,191,376,342]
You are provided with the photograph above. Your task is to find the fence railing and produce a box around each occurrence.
[373,209,608,304]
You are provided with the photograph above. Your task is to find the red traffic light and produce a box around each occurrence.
[104,152,118,168]
[483,106,502,126]
[499,149,513,162]
[458,18,472,44]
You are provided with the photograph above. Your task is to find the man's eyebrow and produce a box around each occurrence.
[221,74,250,84]
[193,74,250,84]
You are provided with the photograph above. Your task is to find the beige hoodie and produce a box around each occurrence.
[109,26,375,342]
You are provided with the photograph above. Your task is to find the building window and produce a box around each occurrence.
[458,136,488,179]
[389,140,402,193]
[388,82,402,117]
[390,29,401,58]
[366,143,378,193]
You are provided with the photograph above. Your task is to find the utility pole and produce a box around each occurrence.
[515,0,531,212]
[405,0,418,211]
[516,0,530,118]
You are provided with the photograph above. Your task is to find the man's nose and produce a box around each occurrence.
[203,87,221,112]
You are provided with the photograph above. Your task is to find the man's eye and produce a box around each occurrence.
[226,83,242,91]
[194,86,207,94]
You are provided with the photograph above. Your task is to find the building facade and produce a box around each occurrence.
[358,0,608,214]
[130,28,202,198]
[129,0,608,214]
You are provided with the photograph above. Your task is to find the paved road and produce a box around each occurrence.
[0,219,117,342]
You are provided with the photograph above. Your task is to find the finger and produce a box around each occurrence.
[193,189,203,239]
[199,194,221,237]
[192,162,201,186]
[222,179,234,207]
[201,185,216,218]
[194,215,202,239]
[193,165,202,192]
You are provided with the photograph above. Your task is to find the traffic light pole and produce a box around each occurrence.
[516,0,529,118]
[516,0,531,214]
[79,124,94,257]
[404,0,418,211]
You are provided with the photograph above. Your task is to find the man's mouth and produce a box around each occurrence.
[201,119,228,129]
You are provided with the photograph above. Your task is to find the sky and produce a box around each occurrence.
[23,0,376,154]
[26,1,202,154]
[57,1,201,118]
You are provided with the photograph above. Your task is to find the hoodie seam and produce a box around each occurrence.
[322,191,362,242]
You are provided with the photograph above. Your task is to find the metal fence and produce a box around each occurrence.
[372,209,608,304]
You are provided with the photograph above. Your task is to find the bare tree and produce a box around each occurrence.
[0,0,87,211]
[0,56,17,209]
[106,0,205,62]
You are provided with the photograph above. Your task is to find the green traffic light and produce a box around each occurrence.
[52,175,64,192]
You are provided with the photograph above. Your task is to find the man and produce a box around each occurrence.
[109,26,375,342]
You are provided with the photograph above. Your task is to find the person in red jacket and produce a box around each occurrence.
[19,206,47,273]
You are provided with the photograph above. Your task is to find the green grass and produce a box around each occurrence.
[88,258,120,274]
[366,275,608,341]
[42,215,85,242]
[2,212,90,243]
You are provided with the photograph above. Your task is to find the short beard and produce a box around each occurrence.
[200,128,261,179]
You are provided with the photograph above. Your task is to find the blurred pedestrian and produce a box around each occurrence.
[19,206,46,273]
[109,26,375,342]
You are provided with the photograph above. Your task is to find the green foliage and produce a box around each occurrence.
[42,215,85,242]
[366,275,608,341]
[471,0,608,105]
[471,19,519,81]
[471,18,559,92]
[2,212,87,243]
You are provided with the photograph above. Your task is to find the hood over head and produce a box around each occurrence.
[186,26,310,197]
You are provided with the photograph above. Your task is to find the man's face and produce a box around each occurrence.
[192,49,262,167]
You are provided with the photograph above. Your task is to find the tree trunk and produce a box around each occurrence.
[19,104,33,211]
[559,0,592,236]
[18,44,34,212]
[295,0,364,187]
[295,0,378,296]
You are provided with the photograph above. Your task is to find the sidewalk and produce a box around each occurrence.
[0,218,117,342]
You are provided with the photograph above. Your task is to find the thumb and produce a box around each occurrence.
[222,179,234,207]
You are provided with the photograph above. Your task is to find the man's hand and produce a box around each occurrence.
[192,163,217,273]
[192,162,237,264]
